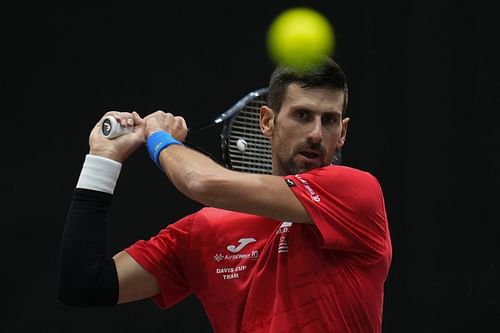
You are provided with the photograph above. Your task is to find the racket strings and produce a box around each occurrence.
[227,95,273,174]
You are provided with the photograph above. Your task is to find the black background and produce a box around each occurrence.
[2,1,499,332]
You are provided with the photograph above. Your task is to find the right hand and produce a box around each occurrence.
[88,111,146,163]
[144,110,188,142]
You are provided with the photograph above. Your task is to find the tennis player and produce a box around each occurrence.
[58,57,392,332]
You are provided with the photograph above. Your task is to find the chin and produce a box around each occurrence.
[286,162,323,175]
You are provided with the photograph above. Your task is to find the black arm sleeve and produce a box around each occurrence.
[57,188,119,306]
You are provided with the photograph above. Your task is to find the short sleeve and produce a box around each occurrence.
[125,215,194,309]
[284,165,389,258]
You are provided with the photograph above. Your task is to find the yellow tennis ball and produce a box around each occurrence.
[267,8,335,71]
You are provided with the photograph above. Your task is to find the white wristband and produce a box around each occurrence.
[76,154,122,194]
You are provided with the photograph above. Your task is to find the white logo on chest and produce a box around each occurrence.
[226,238,257,253]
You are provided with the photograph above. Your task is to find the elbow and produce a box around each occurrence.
[184,173,227,207]
[56,264,89,306]
[56,258,119,307]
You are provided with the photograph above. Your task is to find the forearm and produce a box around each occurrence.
[57,155,120,306]
[158,144,230,206]
[156,144,311,223]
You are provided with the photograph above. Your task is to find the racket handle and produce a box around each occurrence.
[101,116,133,139]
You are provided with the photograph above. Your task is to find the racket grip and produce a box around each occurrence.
[100,116,133,139]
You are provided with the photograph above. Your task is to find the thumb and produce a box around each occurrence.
[132,111,144,124]
[129,112,146,140]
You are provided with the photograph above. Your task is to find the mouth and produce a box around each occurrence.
[297,149,323,164]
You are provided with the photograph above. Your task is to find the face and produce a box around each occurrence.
[261,83,349,175]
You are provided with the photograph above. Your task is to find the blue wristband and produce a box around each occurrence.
[146,131,182,169]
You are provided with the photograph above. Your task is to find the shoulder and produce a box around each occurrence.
[286,165,385,211]
[290,165,381,189]
[309,165,377,178]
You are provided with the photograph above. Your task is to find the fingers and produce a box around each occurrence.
[89,111,147,163]
[104,111,140,128]
[98,110,188,141]
[144,110,188,141]
[173,116,188,142]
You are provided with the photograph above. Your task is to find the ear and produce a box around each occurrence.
[260,106,275,138]
[336,117,350,149]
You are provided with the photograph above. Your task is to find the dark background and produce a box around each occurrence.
[2,1,499,332]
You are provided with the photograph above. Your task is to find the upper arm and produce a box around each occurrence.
[113,251,160,304]
[192,171,312,224]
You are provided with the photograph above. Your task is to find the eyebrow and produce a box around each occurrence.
[293,107,342,117]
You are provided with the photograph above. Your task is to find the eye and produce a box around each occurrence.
[322,114,339,126]
[294,110,311,122]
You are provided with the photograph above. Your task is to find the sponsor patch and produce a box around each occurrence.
[294,174,320,202]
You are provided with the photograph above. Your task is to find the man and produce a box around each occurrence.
[58,57,392,332]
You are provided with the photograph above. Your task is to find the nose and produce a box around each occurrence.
[307,117,323,144]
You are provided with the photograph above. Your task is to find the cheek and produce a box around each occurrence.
[274,125,300,154]
[324,130,342,151]
[329,125,343,140]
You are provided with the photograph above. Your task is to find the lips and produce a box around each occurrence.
[298,149,323,163]
[300,151,320,159]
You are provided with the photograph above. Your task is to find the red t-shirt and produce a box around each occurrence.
[125,165,392,332]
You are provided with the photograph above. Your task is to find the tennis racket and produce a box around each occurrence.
[101,87,341,174]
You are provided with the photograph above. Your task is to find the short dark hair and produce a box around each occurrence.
[267,57,348,115]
